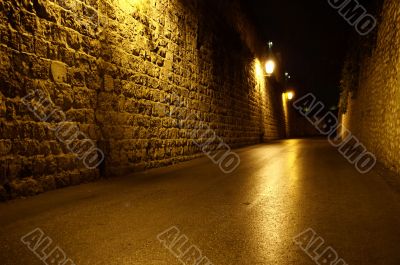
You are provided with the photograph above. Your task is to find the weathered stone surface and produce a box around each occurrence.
[0,0,285,199]
[51,61,68,83]
[340,0,400,176]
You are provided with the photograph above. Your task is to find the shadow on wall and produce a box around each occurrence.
[0,0,286,199]
[96,0,286,177]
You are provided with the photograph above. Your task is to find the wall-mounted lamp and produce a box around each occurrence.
[286,91,295,100]
[265,60,276,76]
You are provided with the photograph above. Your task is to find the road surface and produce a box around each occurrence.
[1,138,400,265]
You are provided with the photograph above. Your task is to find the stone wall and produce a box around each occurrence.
[340,0,400,175]
[0,0,285,199]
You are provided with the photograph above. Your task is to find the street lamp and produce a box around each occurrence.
[286,91,294,100]
[265,41,275,76]
[265,60,276,76]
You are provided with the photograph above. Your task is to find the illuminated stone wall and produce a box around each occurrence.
[340,0,400,175]
[0,0,285,199]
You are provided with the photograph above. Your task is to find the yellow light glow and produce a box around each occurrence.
[244,139,301,260]
[119,0,141,13]
[255,60,263,78]
[265,60,275,75]
[254,58,266,97]
[287,91,294,100]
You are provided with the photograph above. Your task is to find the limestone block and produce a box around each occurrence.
[51,61,68,83]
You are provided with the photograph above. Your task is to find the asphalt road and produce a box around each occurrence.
[1,138,400,265]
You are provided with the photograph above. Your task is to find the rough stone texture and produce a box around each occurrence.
[340,0,400,175]
[0,0,285,199]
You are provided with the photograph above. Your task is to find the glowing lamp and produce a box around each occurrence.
[287,91,294,100]
[265,60,275,76]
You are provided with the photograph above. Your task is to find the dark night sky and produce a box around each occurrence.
[241,0,357,107]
